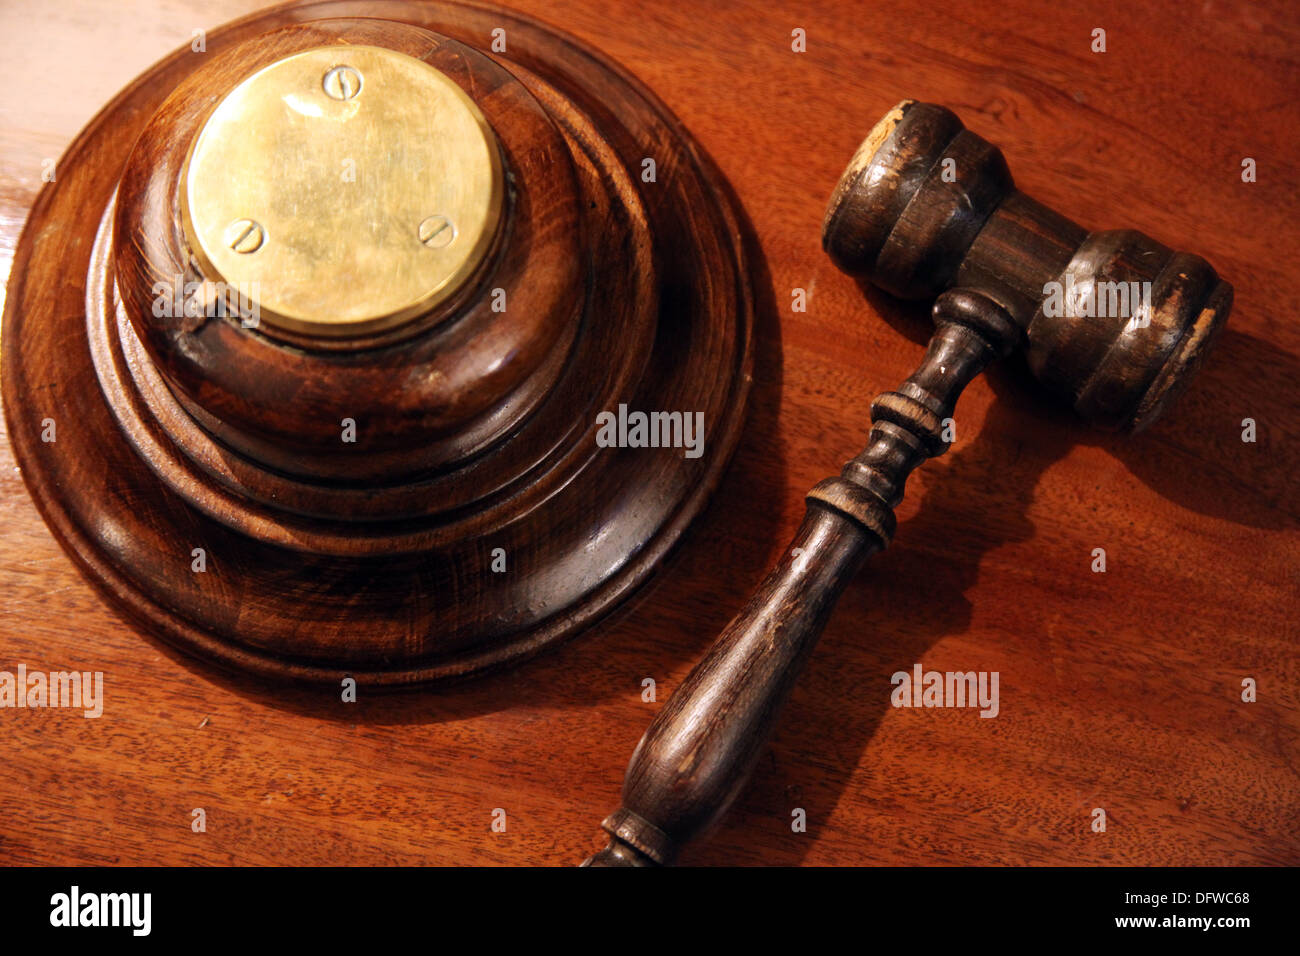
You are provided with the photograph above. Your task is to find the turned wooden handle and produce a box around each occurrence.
[584,507,879,865]
[585,290,1019,865]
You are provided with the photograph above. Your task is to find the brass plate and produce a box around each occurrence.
[181,45,503,338]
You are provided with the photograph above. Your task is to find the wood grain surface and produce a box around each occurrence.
[1,0,1297,866]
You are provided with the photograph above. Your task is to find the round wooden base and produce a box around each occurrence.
[2,1,754,687]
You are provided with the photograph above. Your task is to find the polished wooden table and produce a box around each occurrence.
[1,0,1296,866]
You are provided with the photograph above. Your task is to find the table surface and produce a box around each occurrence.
[1,0,1296,866]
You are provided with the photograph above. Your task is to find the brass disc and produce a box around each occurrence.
[180,45,504,338]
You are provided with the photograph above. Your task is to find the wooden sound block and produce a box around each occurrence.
[2,4,754,686]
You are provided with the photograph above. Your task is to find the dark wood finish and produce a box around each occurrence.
[2,4,754,686]
[823,100,1232,433]
[589,100,1237,864]
[587,289,1053,863]
[1,0,1296,868]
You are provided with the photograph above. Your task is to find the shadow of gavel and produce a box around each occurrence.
[584,99,1233,866]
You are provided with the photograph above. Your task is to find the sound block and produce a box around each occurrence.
[2,2,754,686]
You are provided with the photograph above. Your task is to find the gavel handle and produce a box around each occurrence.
[583,289,1019,866]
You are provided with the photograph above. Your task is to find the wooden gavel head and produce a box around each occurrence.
[823,99,1232,432]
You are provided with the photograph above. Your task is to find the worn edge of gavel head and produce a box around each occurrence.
[822,99,1233,433]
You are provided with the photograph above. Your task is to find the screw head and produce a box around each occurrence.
[418,215,457,249]
[225,219,265,254]
[322,65,363,101]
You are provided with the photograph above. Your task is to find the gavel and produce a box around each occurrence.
[584,99,1232,866]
